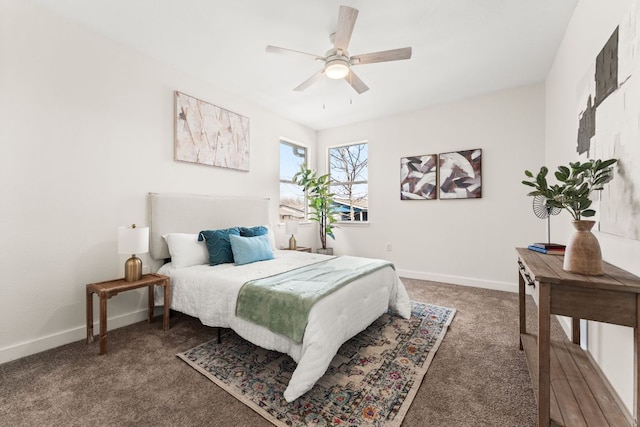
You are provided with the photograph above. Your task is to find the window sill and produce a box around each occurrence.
[277,221,313,228]
[335,221,370,227]
[278,221,369,227]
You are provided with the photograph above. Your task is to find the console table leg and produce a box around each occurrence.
[635,294,640,426]
[572,318,580,345]
[538,281,551,427]
[519,271,526,350]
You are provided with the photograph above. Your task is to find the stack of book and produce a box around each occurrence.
[527,242,566,255]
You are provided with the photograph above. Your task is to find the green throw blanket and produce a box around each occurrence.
[235,256,394,343]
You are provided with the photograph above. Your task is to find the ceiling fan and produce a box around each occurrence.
[266,5,412,94]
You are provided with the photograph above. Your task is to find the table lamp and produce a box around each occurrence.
[286,220,299,250]
[118,224,149,282]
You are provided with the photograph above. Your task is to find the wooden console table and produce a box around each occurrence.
[86,273,170,355]
[517,248,640,427]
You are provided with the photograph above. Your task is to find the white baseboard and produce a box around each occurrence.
[397,269,576,341]
[0,309,149,365]
[1,272,515,365]
[396,269,517,293]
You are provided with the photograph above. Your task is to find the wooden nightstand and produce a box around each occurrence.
[285,246,311,252]
[86,273,170,355]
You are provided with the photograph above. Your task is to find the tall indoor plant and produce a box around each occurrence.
[522,158,617,275]
[293,163,338,254]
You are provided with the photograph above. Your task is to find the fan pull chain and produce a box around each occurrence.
[348,71,353,105]
[322,74,327,110]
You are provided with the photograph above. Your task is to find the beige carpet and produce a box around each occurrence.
[0,279,564,426]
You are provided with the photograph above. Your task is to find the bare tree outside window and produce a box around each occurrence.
[329,142,368,222]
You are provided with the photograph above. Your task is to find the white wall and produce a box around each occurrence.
[317,84,546,291]
[0,1,316,363]
[9,2,633,414]
[545,0,639,414]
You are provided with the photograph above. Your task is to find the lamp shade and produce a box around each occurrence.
[118,225,149,255]
[285,220,299,235]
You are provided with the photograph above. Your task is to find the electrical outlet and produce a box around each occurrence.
[386,243,392,251]
[142,265,150,274]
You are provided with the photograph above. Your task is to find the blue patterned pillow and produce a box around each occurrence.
[239,226,268,237]
[229,234,274,265]
[198,227,240,265]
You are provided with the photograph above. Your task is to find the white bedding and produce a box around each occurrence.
[157,250,411,401]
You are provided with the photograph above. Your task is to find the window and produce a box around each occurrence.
[328,142,368,222]
[279,140,307,222]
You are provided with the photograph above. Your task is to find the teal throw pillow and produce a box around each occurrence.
[198,227,240,265]
[239,226,268,237]
[229,233,274,266]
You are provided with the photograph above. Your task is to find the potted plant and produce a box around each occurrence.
[293,163,338,254]
[522,158,617,275]
[522,158,617,220]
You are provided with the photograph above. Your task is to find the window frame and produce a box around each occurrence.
[327,140,369,224]
[279,138,309,223]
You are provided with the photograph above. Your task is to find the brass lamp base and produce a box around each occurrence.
[289,234,297,250]
[124,255,142,282]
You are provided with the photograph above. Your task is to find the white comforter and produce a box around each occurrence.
[157,250,411,401]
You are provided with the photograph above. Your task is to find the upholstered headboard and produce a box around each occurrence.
[148,193,271,260]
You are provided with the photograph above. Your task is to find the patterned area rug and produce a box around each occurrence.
[177,302,456,426]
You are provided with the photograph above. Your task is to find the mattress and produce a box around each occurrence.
[157,250,411,401]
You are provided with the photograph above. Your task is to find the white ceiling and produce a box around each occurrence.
[32,0,578,131]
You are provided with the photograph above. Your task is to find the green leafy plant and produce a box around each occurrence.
[292,163,338,250]
[522,158,617,220]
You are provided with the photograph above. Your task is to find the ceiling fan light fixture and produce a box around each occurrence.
[266,6,411,93]
[325,60,350,79]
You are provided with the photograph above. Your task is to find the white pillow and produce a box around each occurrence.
[163,233,209,268]
[263,224,278,251]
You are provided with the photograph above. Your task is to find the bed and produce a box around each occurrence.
[149,192,411,402]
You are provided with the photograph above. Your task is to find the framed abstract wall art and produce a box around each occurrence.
[575,1,640,240]
[400,154,438,200]
[438,149,482,199]
[174,91,250,171]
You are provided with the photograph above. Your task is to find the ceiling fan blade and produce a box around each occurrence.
[345,69,369,94]
[351,47,412,65]
[294,69,325,91]
[266,45,324,61]
[333,6,358,51]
